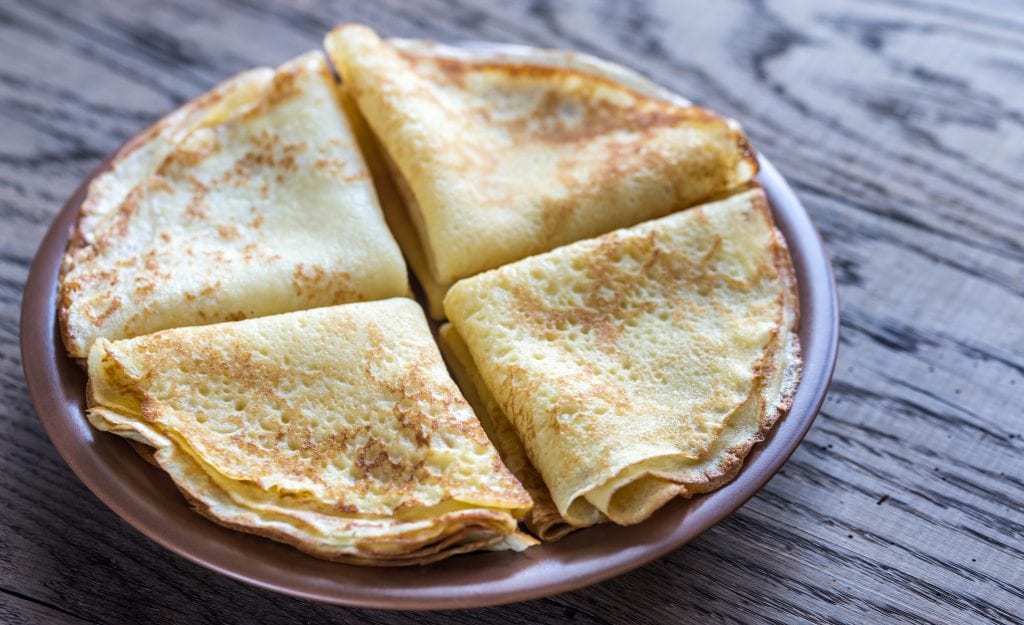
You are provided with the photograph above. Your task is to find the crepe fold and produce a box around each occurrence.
[325,24,758,318]
[443,188,801,528]
[60,50,408,359]
[438,325,584,541]
[86,298,535,565]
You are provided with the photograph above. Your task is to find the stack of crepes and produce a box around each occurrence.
[62,22,801,564]
[441,189,800,536]
[88,299,535,564]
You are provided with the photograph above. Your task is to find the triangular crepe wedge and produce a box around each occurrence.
[60,50,409,359]
[444,188,801,527]
[325,24,758,318]
[438,324,589,541]
[86,298,536,565]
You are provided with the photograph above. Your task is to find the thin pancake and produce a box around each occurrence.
[444,188,800,526]
[87,298,535,565]
[326,24,757,317]
[60,50,408,359]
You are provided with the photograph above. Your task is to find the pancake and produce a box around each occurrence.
[86,298,536,565]
[59,50,408,359]
[325,24,758,318]
[443,188,801,526]
[438,324,584,541]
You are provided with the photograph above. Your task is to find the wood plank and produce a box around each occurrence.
[0,588,98,625]
[0,0,1021,623]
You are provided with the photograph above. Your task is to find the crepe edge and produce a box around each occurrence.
[438,323,586,542]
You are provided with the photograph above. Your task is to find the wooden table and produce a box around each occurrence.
[3,1,1021,623]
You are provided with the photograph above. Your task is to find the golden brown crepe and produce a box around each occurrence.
[59,50,408,359]
[86,298,536,565]
[444,188,800,527]
[326,24,758,318]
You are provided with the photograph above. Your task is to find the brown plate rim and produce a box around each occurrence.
[21,141,838,609]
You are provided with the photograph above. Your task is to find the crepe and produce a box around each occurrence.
[438,324,584,541]
[86,298,536,565]
[444,188,801,527]
[59,50,408,359]
[325,24,758,318]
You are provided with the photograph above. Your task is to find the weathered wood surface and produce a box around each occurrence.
[2,0,1022,622]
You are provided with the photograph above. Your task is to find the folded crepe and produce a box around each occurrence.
[87,298,535,565]
[60,50,408,359]
[443,188,801,527]
[325,24,758,318]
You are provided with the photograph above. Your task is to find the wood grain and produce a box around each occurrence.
[2,0,1022,623]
